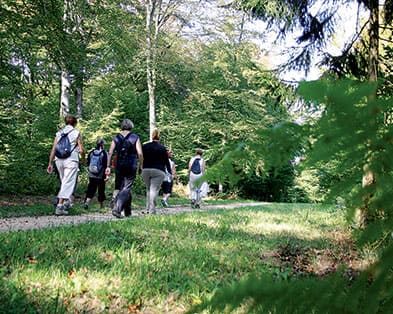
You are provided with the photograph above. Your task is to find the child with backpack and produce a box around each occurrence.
[84,138,109,209]
[188,148,206,208]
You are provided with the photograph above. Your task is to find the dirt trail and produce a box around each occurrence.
[0,202,267,233]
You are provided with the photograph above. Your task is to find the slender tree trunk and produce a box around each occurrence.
[60,69,71,117]
[146,0,156,140]
[75,86,83,118]
[75,68,84,118]
[360,0,379,227]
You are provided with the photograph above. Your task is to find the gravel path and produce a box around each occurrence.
[0,202,267,233]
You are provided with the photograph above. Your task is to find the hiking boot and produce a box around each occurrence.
[55,205,64,216]
[112,210,122,219]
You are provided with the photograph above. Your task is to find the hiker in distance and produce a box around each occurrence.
[141,129,171,214]
[105,119,143,218]
[47,114,85,216]
[188,148,206,208]
[161,150,178,207]
[84,138,109,210]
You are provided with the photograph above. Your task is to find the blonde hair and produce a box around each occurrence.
[152,129,160,141]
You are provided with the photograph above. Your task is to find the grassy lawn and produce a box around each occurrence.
[0,202,355,313]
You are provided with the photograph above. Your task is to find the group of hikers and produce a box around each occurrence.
[47,115,207,218]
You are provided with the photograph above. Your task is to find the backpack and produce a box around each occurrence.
[55,130,77,159]
[88,149,104,176]
[190,158,201,174]
[115,133,138,172]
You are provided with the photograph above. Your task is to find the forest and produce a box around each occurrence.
[1,0,393,312]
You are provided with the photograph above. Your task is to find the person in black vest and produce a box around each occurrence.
[141,129,171,214]
[83,138,108,210]
[105,119,143,218]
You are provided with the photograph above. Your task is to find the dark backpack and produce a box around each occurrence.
[88,149,104,176]
[115,133,138,172]
[190,158,201,174]
[55,130,77,159]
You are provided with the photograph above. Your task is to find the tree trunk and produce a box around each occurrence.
[75,68,84,118]
[360,0,379,227]
[146,0,156,140]
[60,69,71,118]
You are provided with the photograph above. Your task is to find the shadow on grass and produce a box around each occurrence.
[0,204,352,312]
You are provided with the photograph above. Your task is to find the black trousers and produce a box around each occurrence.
[85,177,106,203]
[114,168,136,216]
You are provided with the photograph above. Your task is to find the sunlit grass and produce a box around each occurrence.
[0,203,352,313]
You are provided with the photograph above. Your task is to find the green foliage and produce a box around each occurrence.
[191,78,393,312]
[158,40,298,196]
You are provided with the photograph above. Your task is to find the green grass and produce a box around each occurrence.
[0,203,352,313]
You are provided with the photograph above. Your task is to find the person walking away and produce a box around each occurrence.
[47,115,85,215]
[188,148,205,208]
[141,129,171,214]
[105,119,143,218]
[161,151,177,207]
[84,138,109,209]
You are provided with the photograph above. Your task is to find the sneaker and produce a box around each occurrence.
[64,200,73,210]
[195,204,200,209]
[191,200,196,208]
[55,205,64,216]
[161,199,169,207]
[84,203,89,210]
[112,210,122,219]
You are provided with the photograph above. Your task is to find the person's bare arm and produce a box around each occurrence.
[77,134,86,165]
[47,136,57,174]
[136,138,143,174]
[105,140,116,176]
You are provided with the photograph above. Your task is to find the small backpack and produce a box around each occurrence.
[88,149,104,176]
[55,130,77,159]
[115,133,138,172]
[190,158,201,174]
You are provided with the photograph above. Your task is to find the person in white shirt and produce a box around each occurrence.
[188,148,205,208]
[47,115,85,216]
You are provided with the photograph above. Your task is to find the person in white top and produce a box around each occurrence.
[47,115,85,215]
[188,148,205,208]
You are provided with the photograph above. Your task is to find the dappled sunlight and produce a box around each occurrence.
[9,267,129,313]
[0,203,354,312]
[253,221,318,239]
